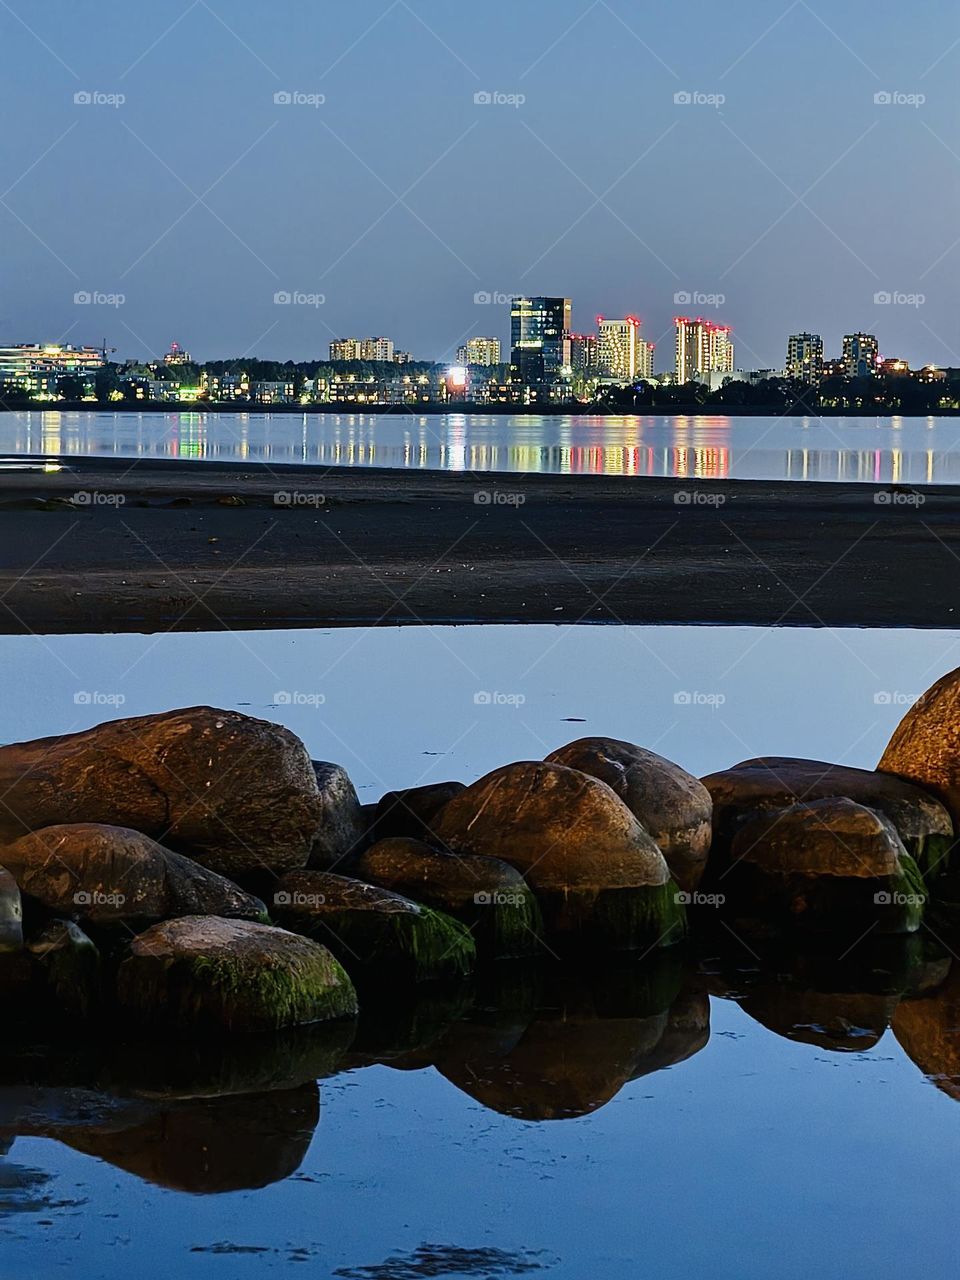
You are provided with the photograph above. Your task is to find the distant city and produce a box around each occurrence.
[0,298,955,412]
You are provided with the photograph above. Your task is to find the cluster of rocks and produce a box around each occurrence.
[4,666,960,1037]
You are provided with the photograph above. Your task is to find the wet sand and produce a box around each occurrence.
[0,457,957,633]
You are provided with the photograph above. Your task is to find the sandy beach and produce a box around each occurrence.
[0,457,956,634]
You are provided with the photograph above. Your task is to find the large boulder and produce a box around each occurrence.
[727,797,927,934]
[433,762,685,951]
[352,837,542,958]
[703,756,953,876]
[546,737,711,891]
[307,762,367,868]
[880,668,960,836]
[371,782,466,843]
[0,866,22,952]
[0,707,322,877]
[1,823,266,928]
[273,870,476,981]
[116,916,357,1033]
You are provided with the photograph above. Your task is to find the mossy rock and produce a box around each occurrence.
[546,737,712,892]
[116,916,358,1034]
[273,871,476,982]
[726,798,927,935]
[352,837,543,958]
[703,756,954,878]
[1,823,267,928]
[434,761,685,952]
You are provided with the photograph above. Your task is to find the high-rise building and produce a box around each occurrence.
[786,333,824,383]
[359,337,395,362]
[0,343,106,396]
[842,333,879,378]
[510,296,572,383]
[637,339,655,381]
[330,338,362,361]
[456,337,502,366]
[675,318,735,383]
[597,316,646,381]
[569,333,598,378]
[163,341,191,366]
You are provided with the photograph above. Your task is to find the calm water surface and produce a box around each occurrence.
[4,409,960,482]
[3,624,960,1278]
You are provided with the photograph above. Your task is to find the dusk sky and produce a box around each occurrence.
[1,0,958,369]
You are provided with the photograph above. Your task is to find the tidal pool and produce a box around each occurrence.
[3,623,960,1279]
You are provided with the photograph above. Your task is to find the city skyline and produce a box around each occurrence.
[0,1,956,369]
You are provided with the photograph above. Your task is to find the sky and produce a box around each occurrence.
[0,0,957,371]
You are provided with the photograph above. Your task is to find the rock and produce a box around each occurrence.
[702,756,953,876]
[433,762,685,951]
[1,823,267,928]
[0,867,22,953]
[880,668,960,839]
[727,798,927,934]
[273,871,476,982]
[372,782,466,843]
[27,920,101,1019]
[352,837,542,958]
[307,762,366,868]
[545,737,712,891]
[116,916,357,1033]
[0,706,322,877]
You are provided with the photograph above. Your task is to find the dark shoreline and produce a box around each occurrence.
[2,400,959,418]
[1,457,959,635]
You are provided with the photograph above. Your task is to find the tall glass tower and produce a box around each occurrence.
[510,297,572,383]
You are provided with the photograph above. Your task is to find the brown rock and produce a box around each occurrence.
[2,823,266,926]
[894,963,960,1100]
[307,761,366,868]
[880,667,960,834]
[546,737,711,891]
[0,706,322,877]
[372,781,466,842]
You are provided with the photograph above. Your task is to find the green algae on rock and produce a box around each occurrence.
[116,916,358,1033]
[273,870,476,981]
[352,837,542,958]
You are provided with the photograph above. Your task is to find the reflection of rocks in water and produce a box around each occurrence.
[705,935,944,1052]
[348,983,476,1068]
[0,1082,319,1194]
[429,957,707,1120]
[333,1243,558,1278]
[0,1155,70,1217]
[894,962,960,1101]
